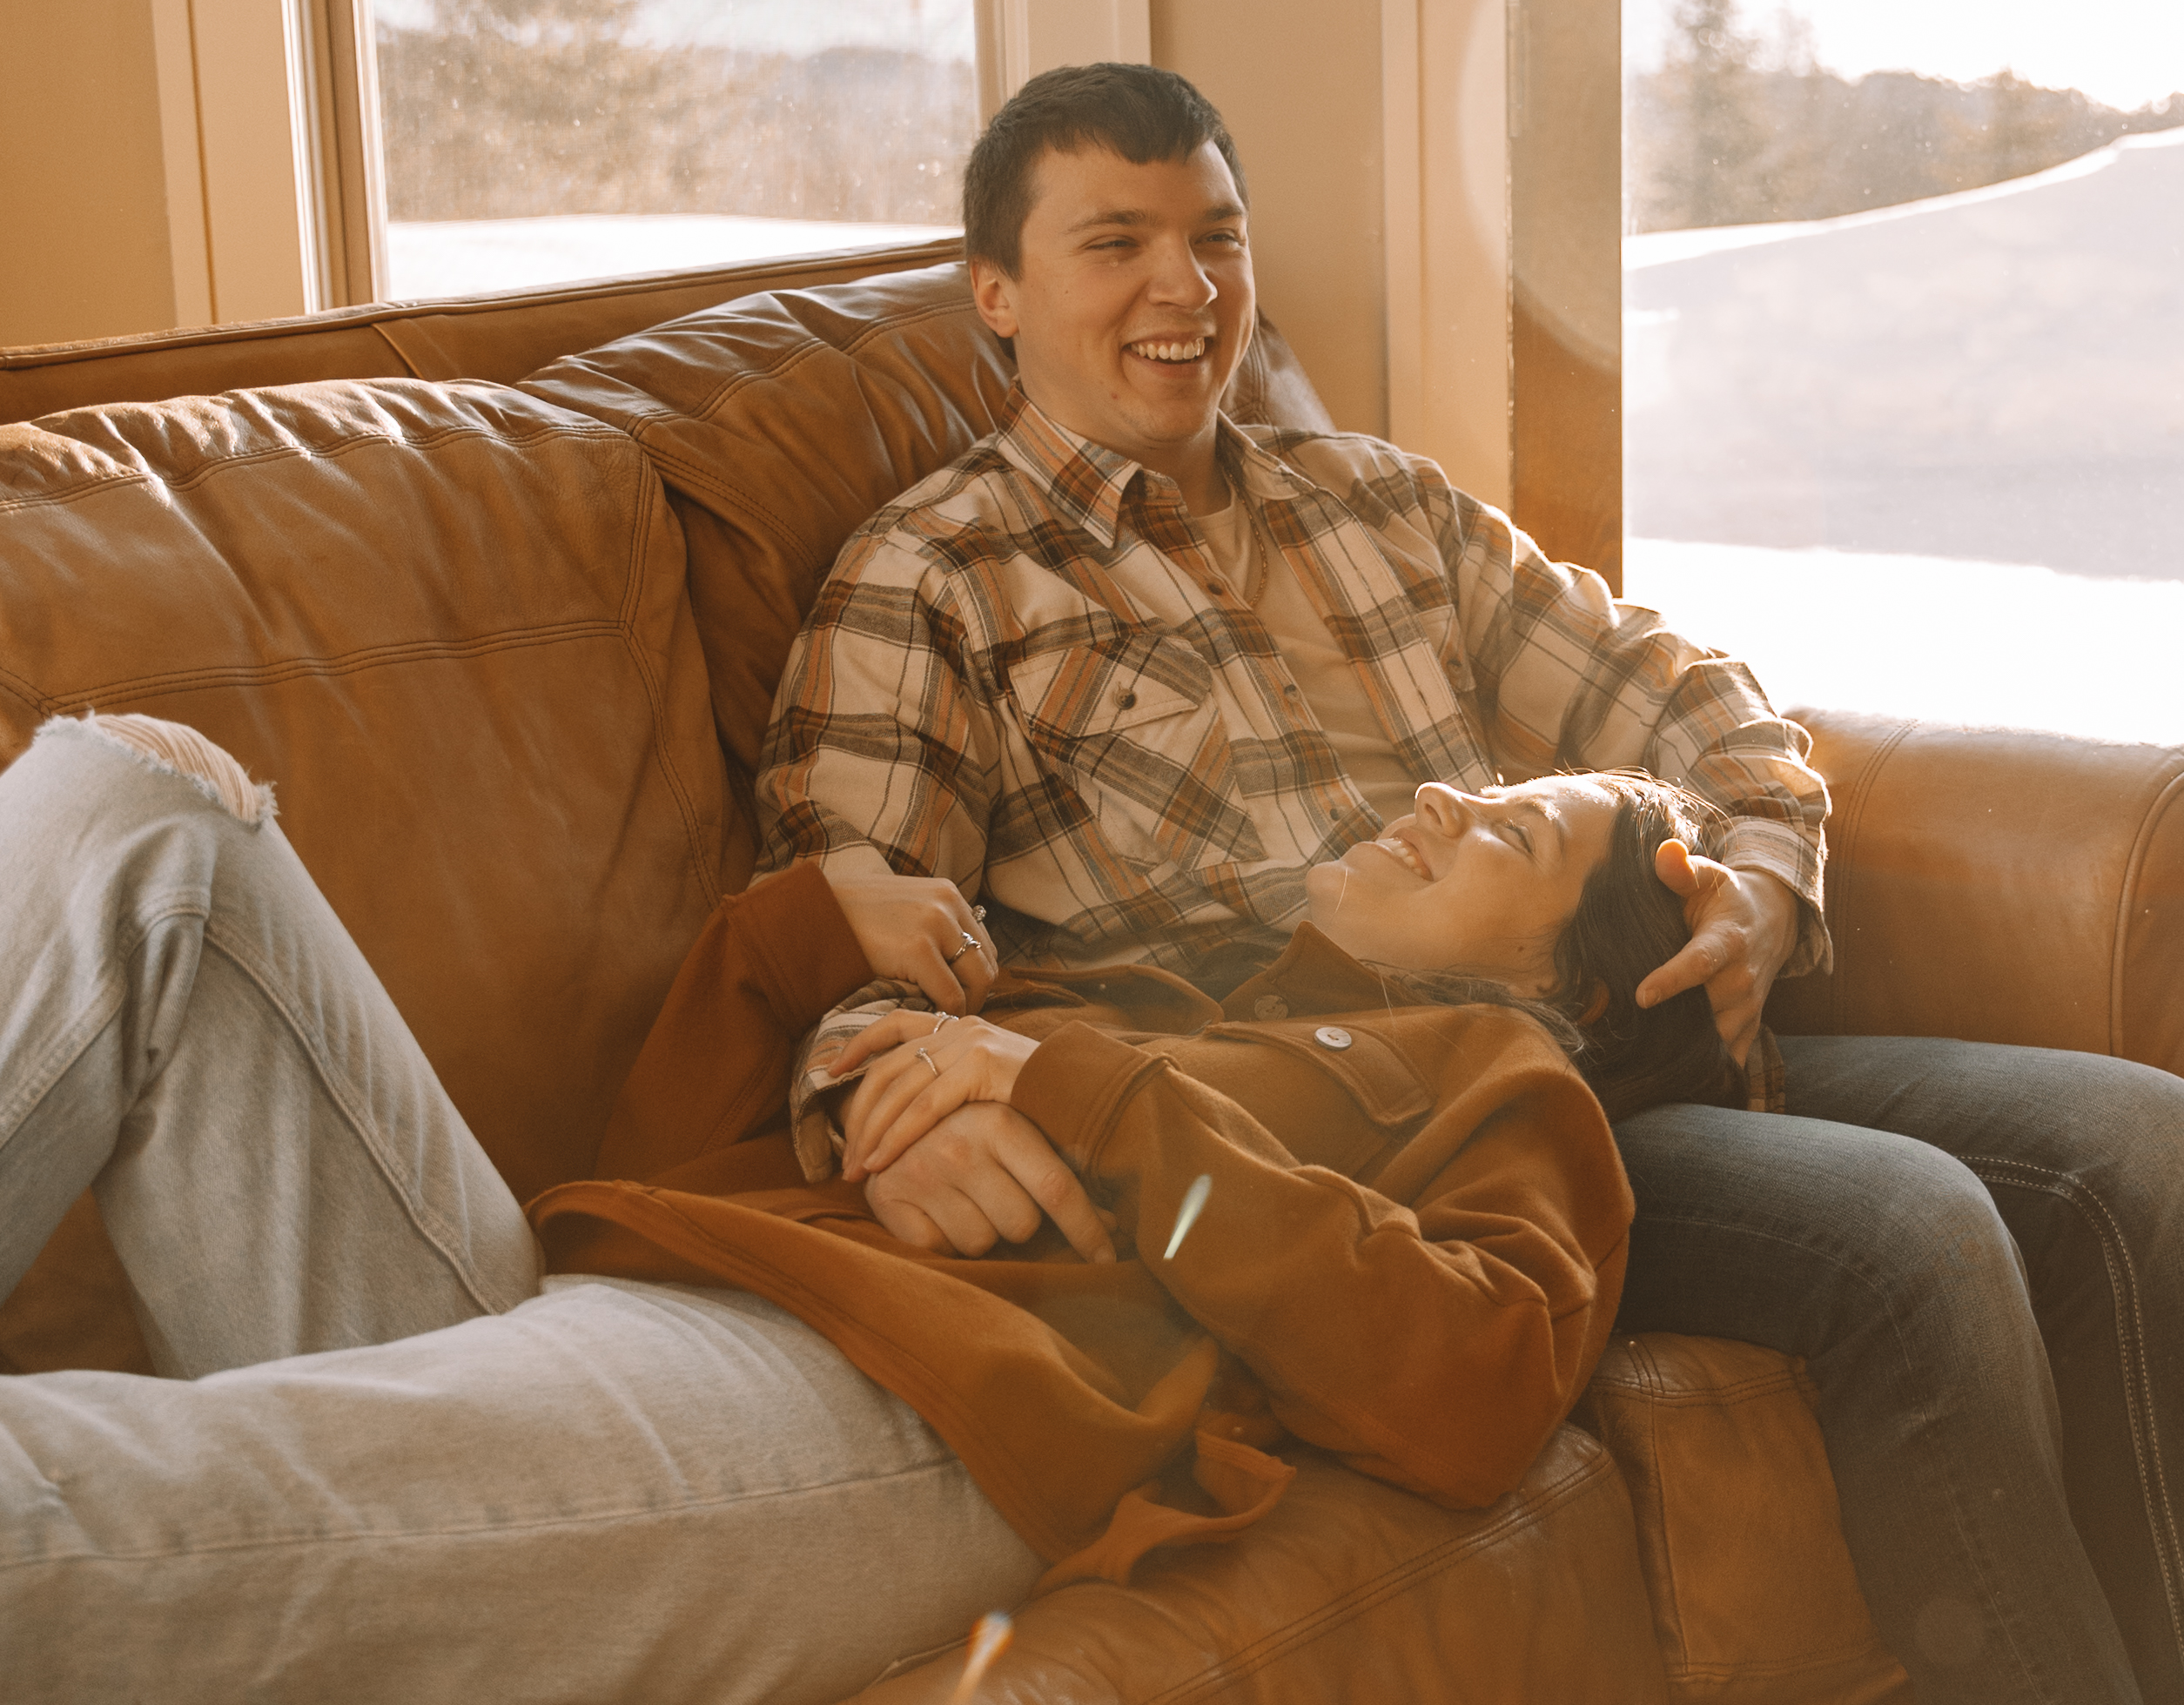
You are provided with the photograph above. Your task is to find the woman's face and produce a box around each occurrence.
[1303,775,1623,993]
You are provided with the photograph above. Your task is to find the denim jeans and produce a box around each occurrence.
[0,720,1041,1703]
[1616,1035,2184,1705]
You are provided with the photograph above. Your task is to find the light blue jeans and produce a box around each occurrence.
[0,720,1041,1704]
[1618,1036,2184,1705]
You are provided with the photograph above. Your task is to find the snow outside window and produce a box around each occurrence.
[1621,0,2184,742]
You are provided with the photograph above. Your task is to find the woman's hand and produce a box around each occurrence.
[823,869,995,1015]
[864,1103,1115,1264]
[835,1010,1039,1181]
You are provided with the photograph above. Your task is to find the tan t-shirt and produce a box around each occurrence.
[1198,496,1421,825]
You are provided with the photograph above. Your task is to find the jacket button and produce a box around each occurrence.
[1253,995,1288,1021]
[1314,1026,1353,1051]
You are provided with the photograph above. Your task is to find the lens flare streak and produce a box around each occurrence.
[1163,1174,1213,1260]
[945,1611,1014,1705]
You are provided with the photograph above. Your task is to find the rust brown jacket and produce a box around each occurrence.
[529,863,1634,1589]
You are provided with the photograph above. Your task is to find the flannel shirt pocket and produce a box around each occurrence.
[1010,630,1265,877]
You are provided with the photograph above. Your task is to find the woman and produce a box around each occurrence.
[528,774,1747,1592]
[0,718,1720,1704]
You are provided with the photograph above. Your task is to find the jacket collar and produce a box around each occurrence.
[1221,925,1431,1022]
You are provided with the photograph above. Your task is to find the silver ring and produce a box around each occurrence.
[931,1012,953,1034]
[971,904,987,923]
[916,1047,940,1079]
[947,930,980,964]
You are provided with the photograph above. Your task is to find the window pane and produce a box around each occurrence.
[1622,0,2184,742]
[374,0,974,297]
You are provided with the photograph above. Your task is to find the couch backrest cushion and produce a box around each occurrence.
[0,379,730,1201]
[0,237,967,426]
[518,259,1338,778]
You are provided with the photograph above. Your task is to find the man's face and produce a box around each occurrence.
[971,141,1254,492]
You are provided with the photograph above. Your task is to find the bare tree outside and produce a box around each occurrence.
[1629,0,2183,232]
[377,0,974,228]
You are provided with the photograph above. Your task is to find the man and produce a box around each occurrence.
[756,63,2184,1705]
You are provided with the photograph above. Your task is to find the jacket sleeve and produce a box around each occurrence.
[752,524,1002,890]
[1416,463,1832,976]
[590,862,873,1184]
[1011,1017,1634,1509]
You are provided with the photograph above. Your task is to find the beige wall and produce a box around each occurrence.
[1151,0,1388,438]
[0,0,316,352]
[0,0,178,347]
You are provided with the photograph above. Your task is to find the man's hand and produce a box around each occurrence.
[835,1010,1039,1181]
[823,869,996,1015]
[864,1102,1115,1264]
[1634,842,1801,1067]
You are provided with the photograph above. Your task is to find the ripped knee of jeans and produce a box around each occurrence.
[68,713,277,827]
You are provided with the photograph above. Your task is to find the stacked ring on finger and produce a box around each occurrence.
[916,1047,941,1079]
[946,930,981,964]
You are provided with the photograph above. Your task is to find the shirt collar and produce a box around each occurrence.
[993,382,1305,549]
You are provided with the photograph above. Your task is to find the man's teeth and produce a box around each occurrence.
[1132,338,1206,362]
[1378,838,1428,877]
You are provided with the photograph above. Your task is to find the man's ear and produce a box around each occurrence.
[969,257,1020,340]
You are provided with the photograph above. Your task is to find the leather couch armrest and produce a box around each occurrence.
[1764,708,2184,1077]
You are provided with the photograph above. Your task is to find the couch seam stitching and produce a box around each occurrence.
[37,624,626,709]
[1139,1447,1619,1702]
[2111,769,2184,1057]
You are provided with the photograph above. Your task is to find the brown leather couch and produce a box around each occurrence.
[4,243,2181,1704]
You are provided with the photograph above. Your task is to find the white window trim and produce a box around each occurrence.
[977,0,1152,121]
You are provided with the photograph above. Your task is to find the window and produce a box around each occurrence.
[1621,0,2184,742]
[371,0,978,298]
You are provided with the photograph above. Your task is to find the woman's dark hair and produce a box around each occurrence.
[1546,774,1744,1121]
[1374,773,1744,1123]
[964,64,1247,278]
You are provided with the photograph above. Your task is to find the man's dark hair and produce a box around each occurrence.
[963,64,1247,277]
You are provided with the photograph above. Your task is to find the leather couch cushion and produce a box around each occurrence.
[519,260,1337,807]
[0,379,729,1208]
[845,1428,1668,1704]
[1579,1334,1911,1704]
[1768,708,2184,1080]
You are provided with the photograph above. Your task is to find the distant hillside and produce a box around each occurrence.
[1628,0,2184,231]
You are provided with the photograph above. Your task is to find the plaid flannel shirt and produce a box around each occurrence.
[756,386,1831,983]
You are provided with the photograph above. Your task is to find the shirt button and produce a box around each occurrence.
[1253,995,1289,1021]
[1283,684,1301,697]
[1314,1026,1354,1051]
[1206,580,1226,596]
[1117,690,1138,709]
